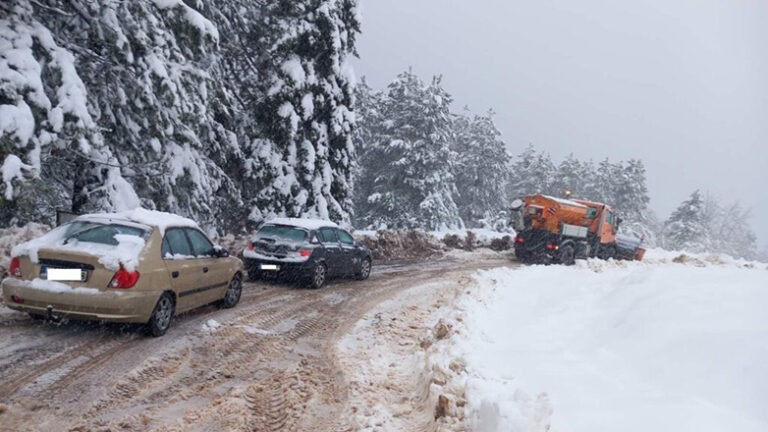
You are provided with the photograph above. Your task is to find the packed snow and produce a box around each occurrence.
[454,259,768,432]
[202,319,221,332]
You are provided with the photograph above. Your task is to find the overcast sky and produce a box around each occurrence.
[352,0,768,246]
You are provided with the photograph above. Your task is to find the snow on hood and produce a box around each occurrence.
[265,217,339,230]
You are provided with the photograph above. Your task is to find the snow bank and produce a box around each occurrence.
[0,223,49,273]
[456,261,768,432]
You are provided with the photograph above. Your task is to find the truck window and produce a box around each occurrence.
[585,207,597,218]
[605,211,614,224]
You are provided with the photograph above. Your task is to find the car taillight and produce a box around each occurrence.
[9,257,21,277]
[299,249,311,257]
[515,236,524,243]
[546,243,559,250]
[109,266,140,289]
[247,242,254,250]
[11,295,23,304]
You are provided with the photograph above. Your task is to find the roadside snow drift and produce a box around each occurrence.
[458,260,768,432]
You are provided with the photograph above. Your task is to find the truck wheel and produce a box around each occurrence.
[514,248,529,263]
[600,246,616,260]
[557,245,576,266]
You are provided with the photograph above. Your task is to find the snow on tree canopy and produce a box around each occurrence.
[0,0,361,234]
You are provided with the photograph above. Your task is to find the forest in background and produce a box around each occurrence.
[0,0,760,259]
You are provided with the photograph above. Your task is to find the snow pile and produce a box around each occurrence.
[355,229,444,262]
[202,319,221,332]
[454,261,768,432]
[0,222,49,273]
[436,229,515,251]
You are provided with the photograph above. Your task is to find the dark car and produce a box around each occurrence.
[242,218,372,289]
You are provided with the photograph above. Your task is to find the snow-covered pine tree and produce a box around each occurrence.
[358,71,462,230]
[351,78,384,226]
[700,194,758,259]
[664,190,709,252]
[231,0,360,225]
[551,154,588,198]
[508,144,556,199]
[0,0,145,226]
[452,110,510,228]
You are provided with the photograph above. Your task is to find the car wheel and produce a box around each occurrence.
[356,258,371,280]
[308,262,327,289]
[219,274,242,309]
[147,292,175,337]
[557,245,576,266]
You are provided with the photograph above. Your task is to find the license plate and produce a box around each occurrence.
[41,267,87,282]
[260,264,279,271]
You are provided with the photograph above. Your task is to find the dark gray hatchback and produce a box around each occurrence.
[242,218,372,289]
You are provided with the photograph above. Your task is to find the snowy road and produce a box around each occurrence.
[0,251,514,432]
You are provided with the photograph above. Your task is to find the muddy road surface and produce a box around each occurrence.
[0,252,514,432]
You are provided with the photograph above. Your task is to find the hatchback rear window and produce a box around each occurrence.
[66,223,147,246]
[257,225,308,242]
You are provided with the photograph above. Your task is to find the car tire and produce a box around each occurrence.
[308,262,327,289]
[557,245,576,266]
[147,292,175,337]
[218,274,242,309]
[355,258,371,280]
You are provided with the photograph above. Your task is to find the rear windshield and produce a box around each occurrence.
[257,225,308,242]
[65,223,148,246]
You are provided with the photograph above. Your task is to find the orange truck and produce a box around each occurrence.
[510,194,645,265]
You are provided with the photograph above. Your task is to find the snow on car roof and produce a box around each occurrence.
[77,208,199,233]
[542,195,589,209]
[265,217,339,230]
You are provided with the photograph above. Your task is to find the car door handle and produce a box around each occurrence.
[203,267,209,273]
[172,271,179,278]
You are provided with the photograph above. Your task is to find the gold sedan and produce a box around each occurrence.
[1,209,244,336]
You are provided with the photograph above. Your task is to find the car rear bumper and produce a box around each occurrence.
[1,278,160,323]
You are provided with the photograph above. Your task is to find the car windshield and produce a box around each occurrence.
[65,222,148,246]
[257,225,308,242]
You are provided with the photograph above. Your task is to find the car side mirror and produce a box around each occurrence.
[214,246,229,258]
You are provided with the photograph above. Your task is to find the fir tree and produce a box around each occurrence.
[358,71,462,230]
[452,110,510,227]
[508,145,556,199]
[664,190,709,252]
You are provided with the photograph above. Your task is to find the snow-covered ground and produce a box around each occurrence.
[454,256,768,432]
